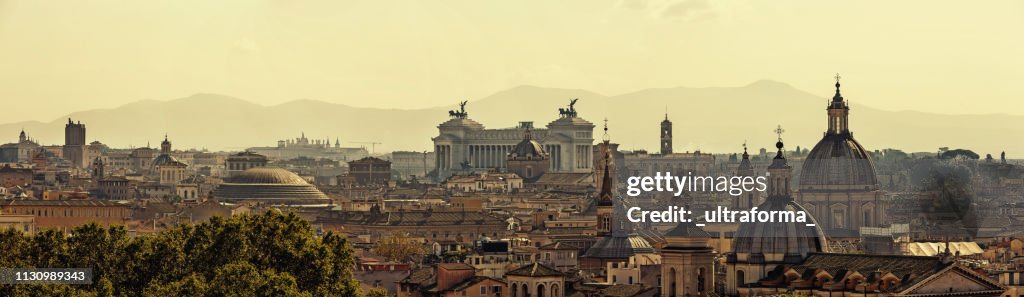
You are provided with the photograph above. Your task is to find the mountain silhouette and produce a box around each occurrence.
[0,82,1019,157]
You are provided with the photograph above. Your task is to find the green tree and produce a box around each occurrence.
[939,148,980,160]
[0,210,363,297]
[372,232,424,262]
[366,287,391,297]
[142,273,208,297]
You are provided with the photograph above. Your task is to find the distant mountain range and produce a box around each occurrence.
[1,80,1021,156]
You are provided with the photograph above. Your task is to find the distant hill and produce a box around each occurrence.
[1,81,1020,157]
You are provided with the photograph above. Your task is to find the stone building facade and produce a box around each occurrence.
[432,101,595,180]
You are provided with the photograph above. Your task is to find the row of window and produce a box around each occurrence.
[14,207,124,218]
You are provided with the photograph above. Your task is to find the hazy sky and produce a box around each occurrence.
[0,0,1021,123]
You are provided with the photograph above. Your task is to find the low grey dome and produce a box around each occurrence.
[228,167,308,185]
[213,167,328,204]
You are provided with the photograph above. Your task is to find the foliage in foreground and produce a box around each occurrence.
[0,210,363,297]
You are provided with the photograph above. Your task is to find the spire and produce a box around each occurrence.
[602,118,610,143]
[772,125,787,162]
[737,140,754,175]
[826,74,852,135]
[767,125,793,198]
[598,119,614,206]
[742,140,749,159]
[832,73,843,102]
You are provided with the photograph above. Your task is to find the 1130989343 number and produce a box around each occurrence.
[0,268,93,285]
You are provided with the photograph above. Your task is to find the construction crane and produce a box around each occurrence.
[352,141,382,155]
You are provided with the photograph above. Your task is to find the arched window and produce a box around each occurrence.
[737,270,745,287]
[511,283,518,297]
[551,284,559,297]
[862,203,875,227]
[536,284,545,297]
[669,268,677,297]
[697,267,706,293]
[521,284,529,297]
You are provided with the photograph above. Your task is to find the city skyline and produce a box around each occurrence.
[1,80,1022,156]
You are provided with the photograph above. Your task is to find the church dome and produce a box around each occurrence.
[151,154,181,168]
[798,134,878,188]
[732,137,828,262]
[510,129,546,159]
[582,235,656,259]
[798,78,879,190]
[213,167,328,204]
[732,197,827,261]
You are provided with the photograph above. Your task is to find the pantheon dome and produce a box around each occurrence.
[212,167,329,204]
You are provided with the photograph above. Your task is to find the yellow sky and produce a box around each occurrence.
[0,0,1021,123]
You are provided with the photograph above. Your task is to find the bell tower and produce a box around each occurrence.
[596,119,615,236]
[768,125,792,198]
[661,221,715,297]
[661,110,673,154]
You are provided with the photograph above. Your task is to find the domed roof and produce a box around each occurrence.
[509,129,546,159]
[228,167,309,184]
[213,167,328,204]
[152,153,181,168]
[799,77,879,190]
[799,134,878,189]
[582,235,656,259]
[732,197,827,259]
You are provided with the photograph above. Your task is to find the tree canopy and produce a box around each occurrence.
[371,232,425,262]
[0,210,364,297]
[939,149,980,160]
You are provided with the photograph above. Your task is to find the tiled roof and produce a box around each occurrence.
[400,267,434,286]
[540,242,578,251]
[534,173,594,185]
[318,211,506,227]
[595,284,652,297]
[447,276,504,292]
[506,263,563,277]
[1,199,126,207]
[438,263,474,271]
[664,221,710,238]
[793,253,945,291]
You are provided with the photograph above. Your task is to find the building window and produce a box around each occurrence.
[481,286,487,295]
